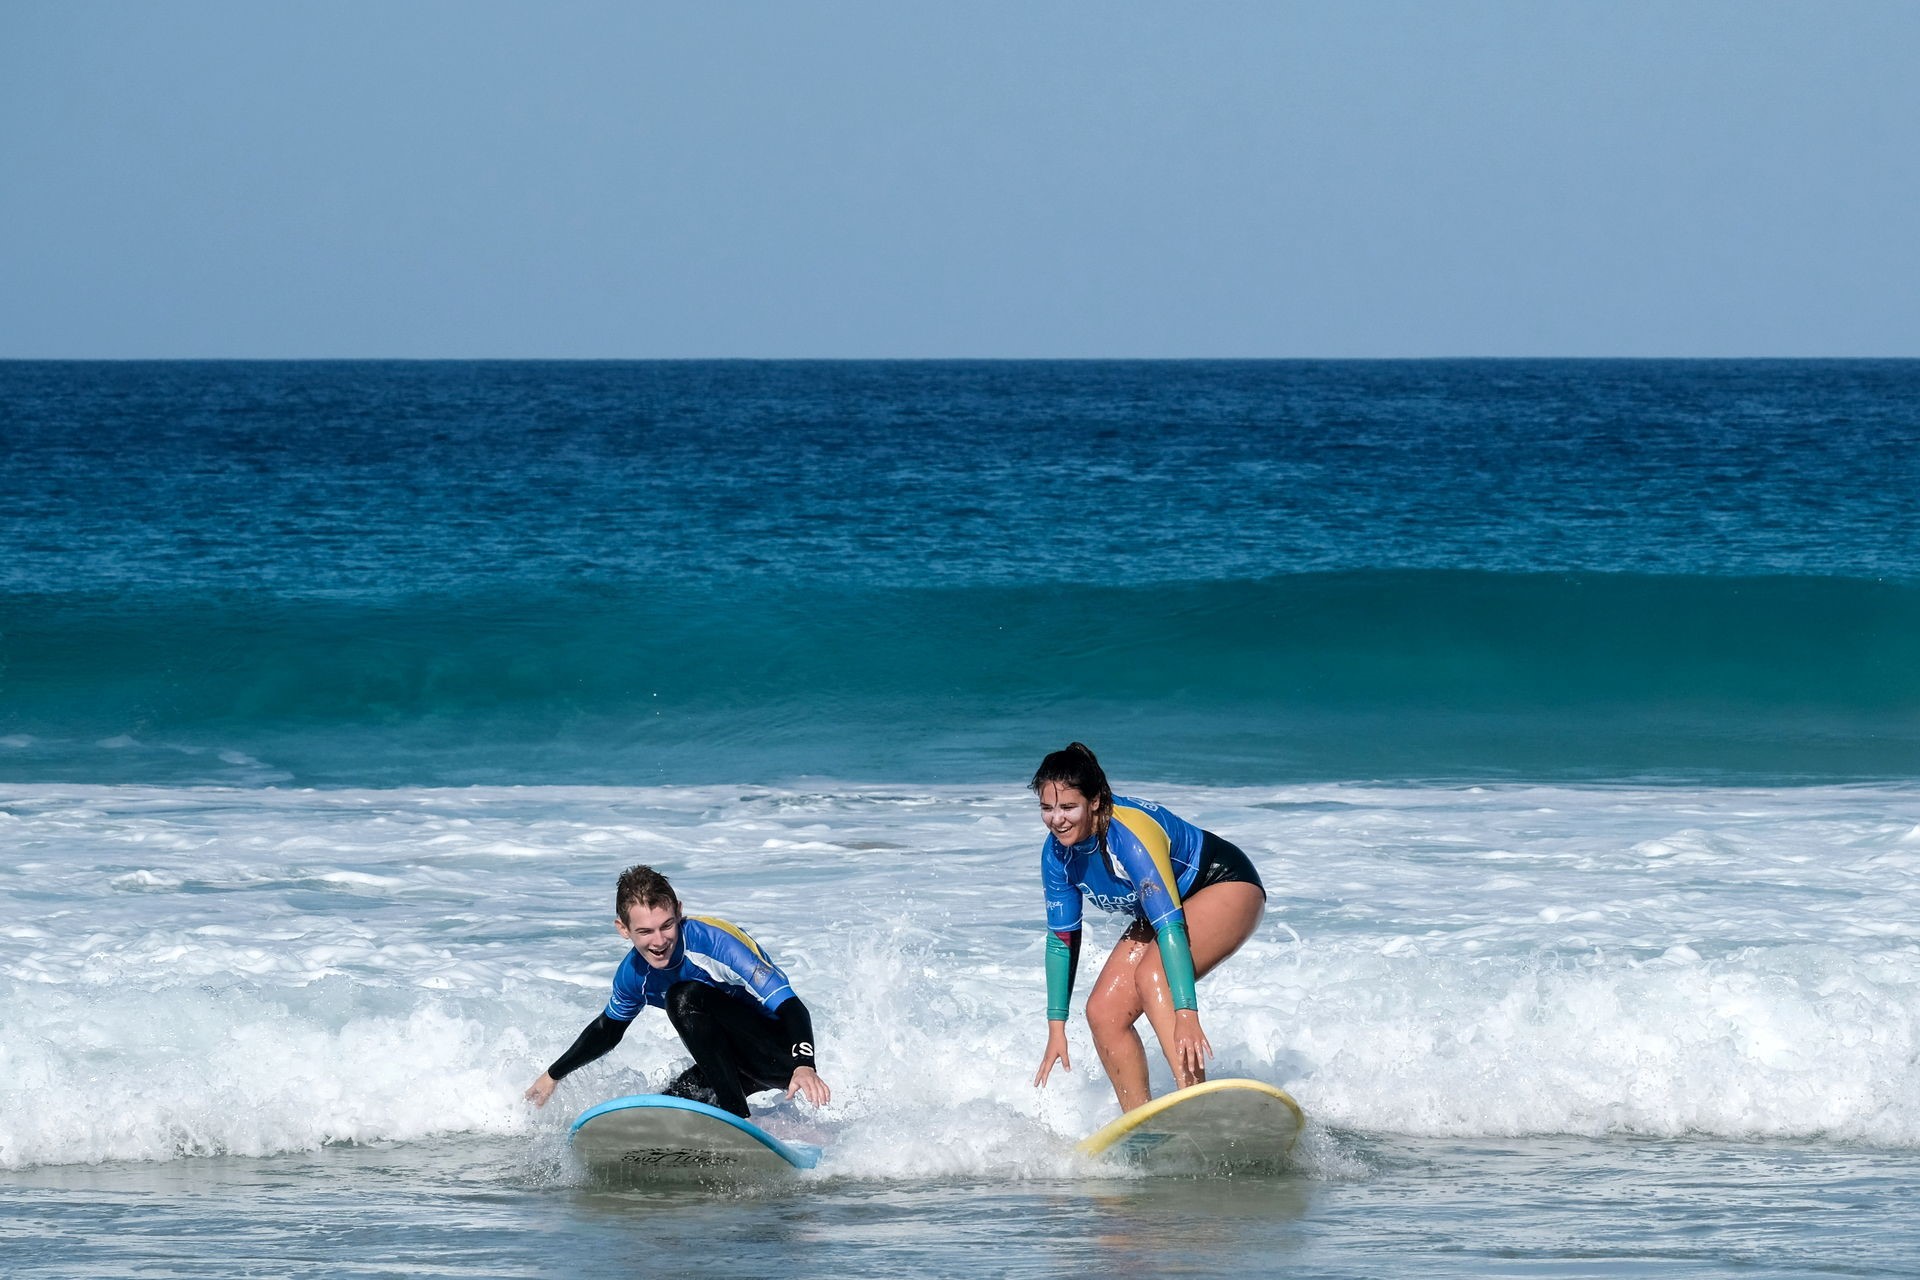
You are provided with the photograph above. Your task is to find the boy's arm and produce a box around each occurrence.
[524,1012,633,1107]
[773,995,819,1074]
[774,995,831,1105]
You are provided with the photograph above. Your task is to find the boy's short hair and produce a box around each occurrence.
[614,864,680,922]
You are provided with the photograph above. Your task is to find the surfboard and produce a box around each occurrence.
[570,1094,822,1180]
[1077,1078,1304,1173]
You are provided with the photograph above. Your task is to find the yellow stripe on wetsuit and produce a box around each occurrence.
[689,914,770,963]
[1108,805,1185,920]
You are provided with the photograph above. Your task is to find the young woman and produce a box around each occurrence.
[1029,743,1266,1112]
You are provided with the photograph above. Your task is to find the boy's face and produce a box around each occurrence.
[617,900,683,969]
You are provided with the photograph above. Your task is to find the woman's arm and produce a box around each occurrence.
[1034,928,1082,1087]
[1108,811,1212,1083]
[1045,929,1082,1021]
[1153,918,1198,1011]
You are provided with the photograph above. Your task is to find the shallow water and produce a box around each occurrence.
[8,1133,1920,1278]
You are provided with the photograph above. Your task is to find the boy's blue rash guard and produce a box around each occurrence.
[604,916,796,1021]
[1042,797,1206,1014]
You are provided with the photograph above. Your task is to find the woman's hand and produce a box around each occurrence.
[524,1073,557,1108]
[1170,1008,1213,1088]
[1033,1021,1072,1087]
[785,1065,832,1107]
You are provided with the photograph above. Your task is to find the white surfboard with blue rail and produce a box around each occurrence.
[1078,1078,1304,1174]
[571,1094,821,1179]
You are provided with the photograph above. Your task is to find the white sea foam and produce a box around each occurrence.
[2,781,1919,1172]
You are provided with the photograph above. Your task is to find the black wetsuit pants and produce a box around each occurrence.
[662,980,796,1118]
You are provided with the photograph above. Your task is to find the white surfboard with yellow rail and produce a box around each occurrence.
[1078,1078,1304,1173]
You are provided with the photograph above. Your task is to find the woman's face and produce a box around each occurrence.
[1038,782,1098,846]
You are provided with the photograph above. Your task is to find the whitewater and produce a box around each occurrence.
[8,780,1920,1177]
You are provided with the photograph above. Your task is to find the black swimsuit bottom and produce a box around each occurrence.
[1190,830,1267,899]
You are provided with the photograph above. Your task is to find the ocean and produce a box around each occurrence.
[3,360,1919,1277]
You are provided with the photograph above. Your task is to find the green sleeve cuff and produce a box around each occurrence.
[1045,932,1077,1021]
[1156,919,1199,1011]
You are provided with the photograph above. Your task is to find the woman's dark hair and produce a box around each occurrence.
[1029,742,1114,841]
[615,864,681,923]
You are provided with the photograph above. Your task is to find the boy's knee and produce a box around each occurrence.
[665,980,711,1027]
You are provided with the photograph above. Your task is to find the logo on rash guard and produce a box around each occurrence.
[1084,888,1139,913]
[792,1042,814,1060]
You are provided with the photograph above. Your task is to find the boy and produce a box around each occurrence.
[525,864,830,1117]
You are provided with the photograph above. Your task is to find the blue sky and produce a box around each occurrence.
[3,2,1916,357]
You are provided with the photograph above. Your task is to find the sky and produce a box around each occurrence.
[2,1,1917,359]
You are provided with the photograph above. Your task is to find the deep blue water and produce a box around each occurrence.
[4,360,1917,785]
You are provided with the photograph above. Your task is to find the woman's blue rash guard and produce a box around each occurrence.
[604,915,797,1020]
[1042,797,1206,1019]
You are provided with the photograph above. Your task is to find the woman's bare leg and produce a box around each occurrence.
[1083,921,1158,1111]
[1084,882,1266,1108]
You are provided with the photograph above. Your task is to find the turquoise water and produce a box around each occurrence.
[7,572,1919,785]
[4,361,1920,1276]
[5,360,1917,786]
